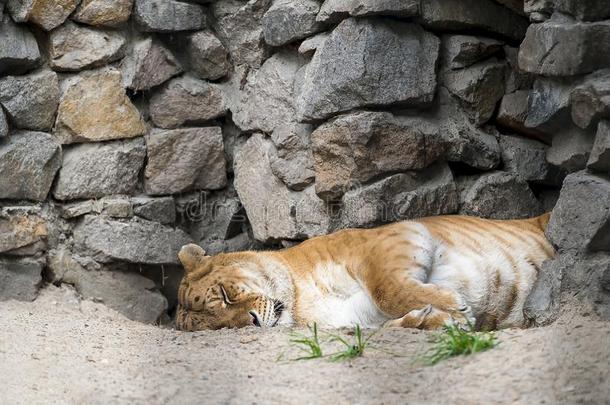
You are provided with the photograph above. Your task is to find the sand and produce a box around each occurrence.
[1,285,609,405]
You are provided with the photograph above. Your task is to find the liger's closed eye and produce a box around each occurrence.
[219,285,235,305]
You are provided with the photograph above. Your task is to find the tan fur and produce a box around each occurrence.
[176,214,555,331]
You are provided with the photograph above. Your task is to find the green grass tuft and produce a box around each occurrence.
[328,325,376,362]
[423,323,498,366]
[286,323,380,362]
[289,323,324,360]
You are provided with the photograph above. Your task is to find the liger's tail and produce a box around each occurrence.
[534,212,551,231]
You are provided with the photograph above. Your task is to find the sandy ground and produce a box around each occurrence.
[1,286,609,405]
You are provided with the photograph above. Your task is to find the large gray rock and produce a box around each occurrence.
[339,162,458,228]
[0,69,59,132]
[224,51,304,133]
[547,171,610,252]
[434,88,501,170]
[132,197,176,225]
[72,268,167,323]
[497,90,549,141]
[317,0,419,23]
[546,127,594,172]
[72,0,134,27]
[269,122,315,191]
[53,138,146,201]
[441,34,503,70]
[557,252,610,320]
[0,212,47,255]
[588,120,610,172]
[48,22,127,72]
[144,127,227,195]
[442,59,505,125]
[518,18,610,76]
[570,70,610,130]
[7,0,79,31]
[234,133,331,242]
[121,37,182,92]
[536,251,610,321]
[262,0,323,46]
[419,0,529,41]
[0,131,61,201]
[211,0,271,68]
[55,68,147,144]
[0,15,41,75]
[0,259,42,301]
[134,0,206,32]
[185,31,231,80]
[0,109,7,138]
[74,215,193,265]
[523,255,561,326]
[460,172,543,219]
[554,0,610,22]
[48,249,167,323]
[296,18,439,122]
[525,77,575,134]
[188,190,245,251]
[499,135,557,183]
[149,76,226,129]
[311,111,445,200]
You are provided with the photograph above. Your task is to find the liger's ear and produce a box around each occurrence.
[178,244,208,274]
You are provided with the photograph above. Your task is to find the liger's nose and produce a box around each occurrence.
[249,311,261,327]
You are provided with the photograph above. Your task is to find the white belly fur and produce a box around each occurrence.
[303,262,389,328]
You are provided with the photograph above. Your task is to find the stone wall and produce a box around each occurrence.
[0,0,608,324]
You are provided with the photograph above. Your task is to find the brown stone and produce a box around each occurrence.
[144,127,227,195]
[48,22,127,72]
[149,76,226,129]
[72,0,133,27]
[311,111,445,200]
[7,0,79,31]
[0,213,47,254]
[121,38,182,92]
[55,68,147,144]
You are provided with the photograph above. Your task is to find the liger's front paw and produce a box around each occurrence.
[384,305,433,329]
[447,305,476,330]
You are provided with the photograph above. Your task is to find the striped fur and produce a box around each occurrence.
[175,213,554,331]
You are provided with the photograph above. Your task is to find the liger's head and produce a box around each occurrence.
[175,244,285,331]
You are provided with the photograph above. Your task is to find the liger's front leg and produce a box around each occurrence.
[383,305,475,330]
[363,265,474,330]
